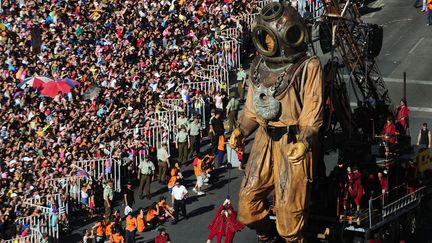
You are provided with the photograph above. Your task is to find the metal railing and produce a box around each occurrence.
[3,228,44,243]
[14,212,59,242]
[75,158,122,192]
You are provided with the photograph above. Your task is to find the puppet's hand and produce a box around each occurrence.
[287,142,307,165]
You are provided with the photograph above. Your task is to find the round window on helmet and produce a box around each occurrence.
[284,25,304,47]
[252,26,278,57]
[261,2,284,22]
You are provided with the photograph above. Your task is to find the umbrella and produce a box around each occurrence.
[83,86,102,100]
[58,78,80,87]
[39,81,74,98]
[18,76,54,89]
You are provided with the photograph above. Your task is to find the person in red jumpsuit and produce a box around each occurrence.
[382,117,396,145]
[377,171,389,204]
[348,166,364,212]
[207,198,244,243]
[396,98,409,131]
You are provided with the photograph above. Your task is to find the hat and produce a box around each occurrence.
[127,181,132,185]
[229,91,236,98]
[158,227,166,232]
[210,108,216,113]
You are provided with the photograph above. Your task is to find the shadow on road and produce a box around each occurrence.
[188,204,216,218]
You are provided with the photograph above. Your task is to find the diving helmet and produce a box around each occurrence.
[252,2,309,67]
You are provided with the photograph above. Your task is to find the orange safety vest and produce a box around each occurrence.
[105,223,113,237]
[429,0,432,10]
[193,159,202,176]
[125,216,136,232]
[96,224,105,237]
[137,216,145,232]
[217,135,225,151]
[146,209,157,222]
[110,233,125,243]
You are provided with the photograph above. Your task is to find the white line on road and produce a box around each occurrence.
[409,37,425,54]
[350,102,432,113]
[342,75,432,85]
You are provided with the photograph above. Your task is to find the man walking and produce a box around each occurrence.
[103,180,114,217]
[157,143,170,184]
[138,156,155,199]
[188,116,201,158]
[171,181,188,224]
[417,123,431,149]
[226,92,240,133]
[427,0,432,25]
[176,126,190,165]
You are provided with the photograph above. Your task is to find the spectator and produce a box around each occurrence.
[417,123,431,149]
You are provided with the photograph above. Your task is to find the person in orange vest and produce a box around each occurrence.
[105,222,115,240]
[158,196,175,221]
[427,0,432,25]
[167,163,182,193]
[136,208,146,233]
[193,156,205,195]
[93,219,106,243]
[125,212,137,243]
[146,202,161,228]
[109,226,125,243]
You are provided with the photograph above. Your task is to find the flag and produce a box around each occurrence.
[71,164,90,179]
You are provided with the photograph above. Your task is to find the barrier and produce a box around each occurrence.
[123,119,170,168]
[3,228,43,243]
[296,0,324,19]
[15,210,59,242]
[152,110,179,140]
[75,158,121,192]
[257,0,273,9]
[218,27,241,40]
[24,192,68,215]
[237,12,259,31]
[196,65,229,91]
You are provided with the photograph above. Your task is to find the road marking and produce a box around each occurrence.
[350,102,432,113]
[409,37,425,54]
[342,75,432,85]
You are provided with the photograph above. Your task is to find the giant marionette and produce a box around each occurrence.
[229,2,324,242]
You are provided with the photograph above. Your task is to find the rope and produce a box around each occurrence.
[227,148,232,198]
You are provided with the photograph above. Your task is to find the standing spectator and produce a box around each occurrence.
[138,156,155,200]
[236,65,248,101]
[417,123,431,149]
[171,181,188,224]
[136,209,146,233]
[225,92,240,133]
[125,212,137,243]
[155,228,171,243]
[188,116,202,158]
[157,143,170,184]
[103,181,114,218]
[175,126,190,165]
[123,181,135,209]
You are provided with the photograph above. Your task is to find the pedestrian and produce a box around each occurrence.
[427,0,432,25]
[417,123,431,149]
[138,156,155,200]
[207,198,244,243]
[236,65,247,101]
[225,92,240,133]
[125,212,137,243]
[157,143,170,184]
[175,125,190,165]
[193,156,206,195]
[188,116,202,158]
[123,181,135,210]
[103,181,114,218]
[155,228,171,243]
[171,181,188,224]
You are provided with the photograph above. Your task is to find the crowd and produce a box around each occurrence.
[0,0,256,241]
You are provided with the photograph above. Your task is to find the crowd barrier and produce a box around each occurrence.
[237,12,259,31]
[219,39,241,70]
[257,0,273,9]
[3,228,43,243]
[152,110,180,140]
[160,99,183,109]
[218,27,241,40]
[75,158,122,192]
[196,65,229,91]
[296,0,324,19]
[24,193,67,215]
[14,210,59,242]
[123,119,170,169]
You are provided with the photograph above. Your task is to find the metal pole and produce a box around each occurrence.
[368,198,372,228]
[403,72,407,100]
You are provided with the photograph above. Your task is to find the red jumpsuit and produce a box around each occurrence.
[348,171,364,208]
[207,204,244,243]
[382,123,396,144]
[396,105,409,129]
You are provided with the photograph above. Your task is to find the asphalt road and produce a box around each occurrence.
[65,1,432,242]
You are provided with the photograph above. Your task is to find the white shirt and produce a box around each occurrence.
[171,185,188,200]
